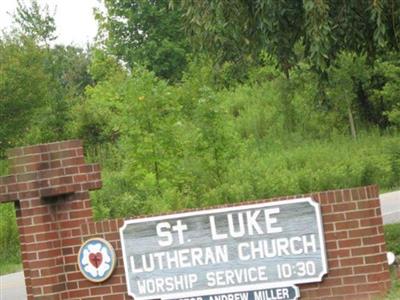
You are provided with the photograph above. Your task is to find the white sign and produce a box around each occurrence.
[120,198,327,300]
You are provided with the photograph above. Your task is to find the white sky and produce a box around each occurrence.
[0,0,103,46]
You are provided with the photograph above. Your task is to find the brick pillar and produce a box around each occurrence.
[0,140,101,300]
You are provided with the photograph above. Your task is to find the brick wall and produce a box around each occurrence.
[60,185,390,300]
[0,141,391,300]
[0,140,101,300]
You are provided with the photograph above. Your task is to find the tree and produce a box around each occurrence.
[0,35,51,154]
[13,0,57,45]
[177,0,399,76]
[0,0,93,150]
[97,0,190,81]
[38,45,93,141]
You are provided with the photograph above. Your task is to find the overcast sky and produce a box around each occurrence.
[0,0,102,46]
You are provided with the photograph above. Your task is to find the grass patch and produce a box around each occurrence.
[0,263,22,276]
[383,268,400,300]
[384,223,400,255]
[383,224,400,299]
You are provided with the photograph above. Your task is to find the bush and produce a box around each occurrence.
[384,223,400,255]
[0,203,20,266]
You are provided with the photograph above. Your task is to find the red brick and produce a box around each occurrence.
[17,217,33,226]
[26,162,50,172]
[321,277,342,287]
[111,285,127,293]
[357,199,380,209]
[103,294,126,300]
[50,149,77,160]
[7,146,24,158]
[19,190,40,199]
[88,172,101,181]
[340,257,363,267]
[364,253,387,264]
[321,205,333,214]
[335,220,359,230]
[351,245,380,256]
[360,217,382,227]
[331,285,356,295]
[70,209,92,219]
[328,259,339,269]
[35,231,58,241]
[367,271,390,282]
[90,286,111,295]
[366,185,379,198]
[39,169,65,179]
[302,288,331,298]
[325,231,348,241]
[64,264,76,272]
[349,227,377,238]
[38,249,60,259]
[11,154,42,166]
[354,264,383,274]
[17,172,38,182]
[24,224,51,235]
[79,165,92,173]
[338,238,361,248]
[324,223,334,232]
[0,175,16,185]
[334,190,344,202]
[73,174,87,183]
[333,202,356,212]
[49,176,73,186]
[342,275,367,284]
[326,241,337,250]
[68,289,89,298]
[345,209,375,220]
[29,258,57,269]
[59,139,82,150]
[328,249,350,258]
[61,157,85,167]
[63,237,81,247]
[324,213,346,223]
[356,282,386,293]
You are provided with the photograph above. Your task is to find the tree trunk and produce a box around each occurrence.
[348,106,357,139]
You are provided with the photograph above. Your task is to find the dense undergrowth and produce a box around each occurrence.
[1,60,399,267]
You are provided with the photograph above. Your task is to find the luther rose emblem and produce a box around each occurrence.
[78,238,117,282]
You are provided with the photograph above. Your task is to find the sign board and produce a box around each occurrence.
[120,198,327,300]
[166,286,300,300]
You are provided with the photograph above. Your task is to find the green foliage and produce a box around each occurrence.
[0,203,20,268]
[1,11,92,153]
[326,52,370,138]
[88,48,123,83]
[1,1,400,274]
[0,160,20,268]
[384,140,400,188]
[177,0,400,73]
[384,271,400,300]
[0,35,51,154]
[13,0,57,44]
[370,56,400,127]
[75,62,400,219]
[97,0,190,81]
[0,263,21,276]
[384,223,400,255]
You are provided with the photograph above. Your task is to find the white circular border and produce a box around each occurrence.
[77,237,117,283]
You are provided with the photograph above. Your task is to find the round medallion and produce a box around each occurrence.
[77,238,117,282]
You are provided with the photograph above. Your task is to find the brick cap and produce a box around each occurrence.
[0,140,101,203]
[6,140,83,158]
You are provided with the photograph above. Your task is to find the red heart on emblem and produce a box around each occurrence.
[89,252,103,268]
